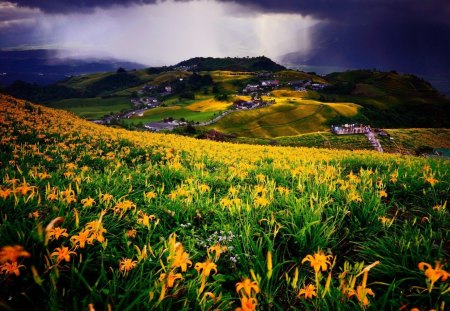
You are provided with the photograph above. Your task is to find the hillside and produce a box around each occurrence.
[236,128,450,154]
[310,70,450,128]
[3,62,450,139]
[0,94,449,310]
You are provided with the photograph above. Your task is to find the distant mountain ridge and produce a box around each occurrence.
[0,49,146,86]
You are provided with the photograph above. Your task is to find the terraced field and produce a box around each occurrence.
[207,93,360,138]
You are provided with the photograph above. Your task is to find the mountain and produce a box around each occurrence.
[175,56,286,72]
[0,49,146,86]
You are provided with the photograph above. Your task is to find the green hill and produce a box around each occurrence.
[310,70,450,128]
[3,62,450,138]
[176,56,286,72]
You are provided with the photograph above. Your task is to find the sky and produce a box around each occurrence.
[1,0,450,75]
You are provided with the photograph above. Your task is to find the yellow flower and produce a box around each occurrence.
[127,229,137,238]
[378,190,388,198]
[137,211,156,228]
[0,188,11,199]
[207,243,227,261]
[195,258,218,293]
[47,192,58,201]
[0,245,31,263]
[70,230,91,248]
[145,191,157,200]
[51,246,76,262]
[47,227,69,241]
[85,219,107,243]
[166,240,191,272]
[114,200,136,215]
[347,285,375,306]
[159,270,183,288]
[254,196,270,207]
[119,258,137,273]
[195,259,218,278]
[236,278,259,297]
[235,296,257,311]
[101,193,113,202]
[297,284,317,299]
[302,251,333,273]
[425,176,438,186]
[198,184,211,193]
[418,261,449,290]
[81,197,96,208]
[65,163,77,170]
[0,261,25,276]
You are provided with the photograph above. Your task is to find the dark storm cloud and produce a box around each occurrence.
[4,0,450,75]
[12,0,450,22]
[9,0,157,13]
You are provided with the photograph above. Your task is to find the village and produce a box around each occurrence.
[93,74,329,132]
[331,123,390,152]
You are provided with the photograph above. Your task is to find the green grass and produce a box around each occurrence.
[123,107,218,124]
[49,97,131,119]
[0,96,449,310]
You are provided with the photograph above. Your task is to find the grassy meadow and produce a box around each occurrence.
[49,97,132,119]
[0,95,449,310]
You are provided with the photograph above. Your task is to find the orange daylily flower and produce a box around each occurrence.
[418,261,449,290]
[235,296,257,311]
[81,197,96,208]
[47,227,69,241]
[207,243,227,261]
[236,278,259,297]
[195,259,218,277]
[302,251,333,273]
[1,261,25,276]
[70,230,91,248]
[119,258,137,273]
[0,245,31,263]
[159,270,183,288]
[347,285,375,306]
[51,246,76,262]
[298,284,317,299]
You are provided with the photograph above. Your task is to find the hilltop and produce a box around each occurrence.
[0,94,449,310]
[175,56,287,72]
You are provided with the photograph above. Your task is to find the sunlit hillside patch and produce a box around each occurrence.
[325,102,360,117]
[185,98,232,112]
[209,71,254,82]
[0,94,449,311]
[208,96,360,138]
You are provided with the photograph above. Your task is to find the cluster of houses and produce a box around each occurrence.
[130,84,175,108]
[233,98,270,110]
[287,80,328,92]
[331,124,389,137]
[242,79,328,95]
[243,80,279,93]
[331,124,388,153]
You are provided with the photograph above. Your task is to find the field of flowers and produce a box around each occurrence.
[0,94,449,310]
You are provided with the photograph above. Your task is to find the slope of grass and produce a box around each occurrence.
[0,95,449,311]
[49,97,131,119]
[207,93,360,138]
[185,98,232,112]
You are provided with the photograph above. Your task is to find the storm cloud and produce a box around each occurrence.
[1,0,450,74]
